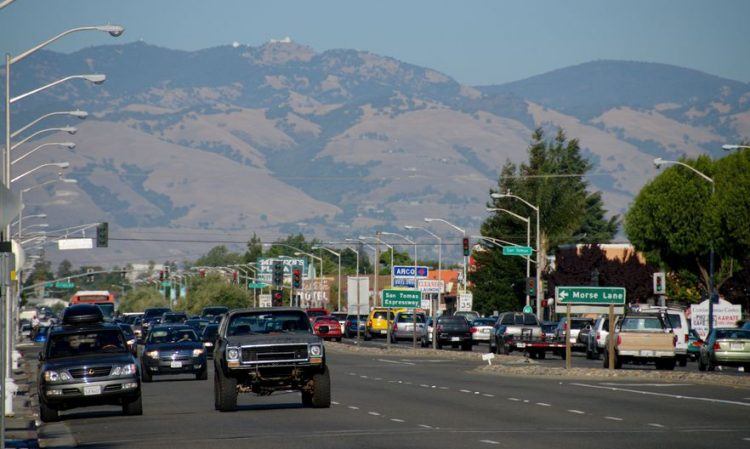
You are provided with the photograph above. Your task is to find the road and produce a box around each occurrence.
[40,348,750,449]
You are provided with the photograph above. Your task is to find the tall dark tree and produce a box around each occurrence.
[56,259,73,278]
[243,233,264,263]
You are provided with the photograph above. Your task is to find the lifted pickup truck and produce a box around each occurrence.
[213,308,330,411]
[604,313,677,370]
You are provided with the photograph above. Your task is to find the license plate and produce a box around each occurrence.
[482,329,490,333]
[380,330,387,334]
[517,343,526,348]
[83,385,101,396]
[730,343,743,350]
[639,350,654,357]
[451,337,460,342]
[170,361,183,368]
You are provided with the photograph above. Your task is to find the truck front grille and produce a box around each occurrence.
[241,345,308,363]
[69,366,111,379]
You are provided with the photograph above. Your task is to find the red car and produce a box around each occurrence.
[313,316,343,341]
[306,308,330,323]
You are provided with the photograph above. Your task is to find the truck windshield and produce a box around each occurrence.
[47,330,128,359]
[397,314,425,323]
[516,314,538,325]
[228,311,311,335]
[96,303,115,321]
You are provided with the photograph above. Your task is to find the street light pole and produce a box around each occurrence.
[424,218,467,291]
[653,158,716,335]
[313,246,341,311]
[490,193,542,319]
[487,208,532,307]
[405,225,442,349]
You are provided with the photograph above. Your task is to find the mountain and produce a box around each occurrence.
[4,42,749,265]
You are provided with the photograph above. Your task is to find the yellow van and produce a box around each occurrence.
[365,308,405,340]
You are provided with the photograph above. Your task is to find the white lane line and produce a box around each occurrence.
[572,382,750,408]
[460,389,472,393]
[348,406,359,410]
[348,372,356,376]
[742,437,750,441]
[420,384,430,388]
[483,394,495,398]
[439,386,449,390]
[648,423,665,428]
[567,409,585,415]
[536,402,551,407]
[480,440,500,445]
[374,377,382,381]
[390,418,405,423]
[508,397,520,401]
[360,375,369,379]
[331,401,340,405]
[523,399,530,403]
[368,411,381,416]
[600,382,691,387]
[605,416,623,421]
[418,424,433,429]
[378,358,416,366]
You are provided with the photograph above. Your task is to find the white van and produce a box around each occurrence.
[640,306,689,366]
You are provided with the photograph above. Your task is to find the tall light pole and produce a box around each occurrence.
[405,225,441,349]
[487,207,532,307]
[722,144,750,151]
[11,161,69,183]
[313,246,341,311]
[12,142,75,165]
[11,109,87,139]
[424,218,466,292]
[358,235,394,300]
[339,244,361,342]
[490,192,542,319]
[381,232,417,289]
[653,158,716,335]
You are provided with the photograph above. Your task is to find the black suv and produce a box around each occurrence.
[37,304,142,422]
[213,307,330,411]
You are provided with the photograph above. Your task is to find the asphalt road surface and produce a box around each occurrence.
[40,348,750,449]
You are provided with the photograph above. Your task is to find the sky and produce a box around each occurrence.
[1,0,749,86]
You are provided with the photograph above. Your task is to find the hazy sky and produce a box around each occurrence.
[1,0,748,85]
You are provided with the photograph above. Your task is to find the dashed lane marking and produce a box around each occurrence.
[368,411,381,416]
[418,424,433,429]
[648,423,665,428]
[536,402,551,407]
[348,406,359,410]
[331,401,340,405]
[377,358,416,366]
[567,409,585,415]
[605,416,623,421]
[460,389,472,393]
[572,382,750,408]
[599,383,691,387]
[391,418,405,423]
[508,397,520,401]
[480,440,500,445]
[483,394,495,398]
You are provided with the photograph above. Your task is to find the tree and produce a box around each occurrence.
[472,127,618,312]
[194,245,242,267]
[56,259,73,278]
[243,233,264,263]
[119,287,168,313]
[182,274,250,315]
[625,151,750,295]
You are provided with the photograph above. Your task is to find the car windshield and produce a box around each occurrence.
[144,308,170,319]
[570,320,592,329]
[96,303,115,321]
[202,325,218,340]
[397,314,426,323]
[373,311,394,320]
[227,311,311,335]
[307,310,327,318]
[47,330,128,359]
[162,314,185,323]
[715,329,750,340]
[620,317,663,331]
[473,318,496,326]
[148,328,198,343]
[665,314,682,329]
[515,314,538,325]
[118,325,135,338]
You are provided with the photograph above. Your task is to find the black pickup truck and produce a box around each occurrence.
[435,315,473,351]
[213,308,330,411]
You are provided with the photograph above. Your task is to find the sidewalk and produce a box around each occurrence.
[4,344,40,448]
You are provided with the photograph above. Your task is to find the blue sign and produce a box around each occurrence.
[393,278,416,288]
[392,266,429,278]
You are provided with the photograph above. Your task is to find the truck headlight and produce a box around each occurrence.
[112,364,136,376]
[193,348,205,357]
[309,345,322,357]
[44,370,59,382]
[226,347,240,361]
[146,350,159,359]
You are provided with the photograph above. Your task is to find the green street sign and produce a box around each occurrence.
[382,289,421,308]
[247,282,269,289]
[522,305,533,314]
[55,281,75,289]
[556,286,626,305]
[161,281,171,288]
[502,246,533,256]
[44,282,54,288]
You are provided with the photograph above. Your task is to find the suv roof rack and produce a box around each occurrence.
[62,304,104,326]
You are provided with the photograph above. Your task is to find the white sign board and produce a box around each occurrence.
[418,279,444,294]
[347,276,370,314]
[690,299,742,339]
[57,238,93,250]
[458,291,473,312]
[258,294,272,308]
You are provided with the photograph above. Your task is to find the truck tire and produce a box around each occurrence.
[310,367,331,408]
[698,356,707,371]
[122,394,143,416]
[500,342,509,355]
[678,356,687,367]
[663,359,676,371]
[215,369,237,412]
[461,342,472,351]
[39,401,59,423]
[537,350,546,360]
[437,341,443,350]
[364,331,372,341]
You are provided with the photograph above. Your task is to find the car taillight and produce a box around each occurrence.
[393,323,398,331]
[713,342,721,351]
[563,322,568,331]
[470,327,477,333]
[616,335,621,345]
[684,334,689,343]
[673,335,678,347]
[437,325,444,332]
[367,320,372,327]
[596,332,601,341]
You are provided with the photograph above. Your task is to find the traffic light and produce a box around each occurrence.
[272,261,284,287]
[96,222,109,248]
[653,272,666,295]
[292,268,302,289]
[272,289,283,306]
[199,269,206,278]
[86,268,94,283]
[462,237,470,256]
[525,277,536,296]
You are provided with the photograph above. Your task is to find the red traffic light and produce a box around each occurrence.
[199,269,206,278]
[462,237,470,256]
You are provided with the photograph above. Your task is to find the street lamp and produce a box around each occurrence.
[653,158,716,335]
[10,126,77,151]
[336,243,362,342]
[10,74,106,104]
[490,192,543,319]
[11,162,69,183]
[721,144,750,151]
[11,110,87,139]
[12,142,75,165]
[405,225,441,349]
[487,207,532,307]
[359,235,394,288]
[381,232,418,291]
[313,246,342,311]
[424,218,467,292]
